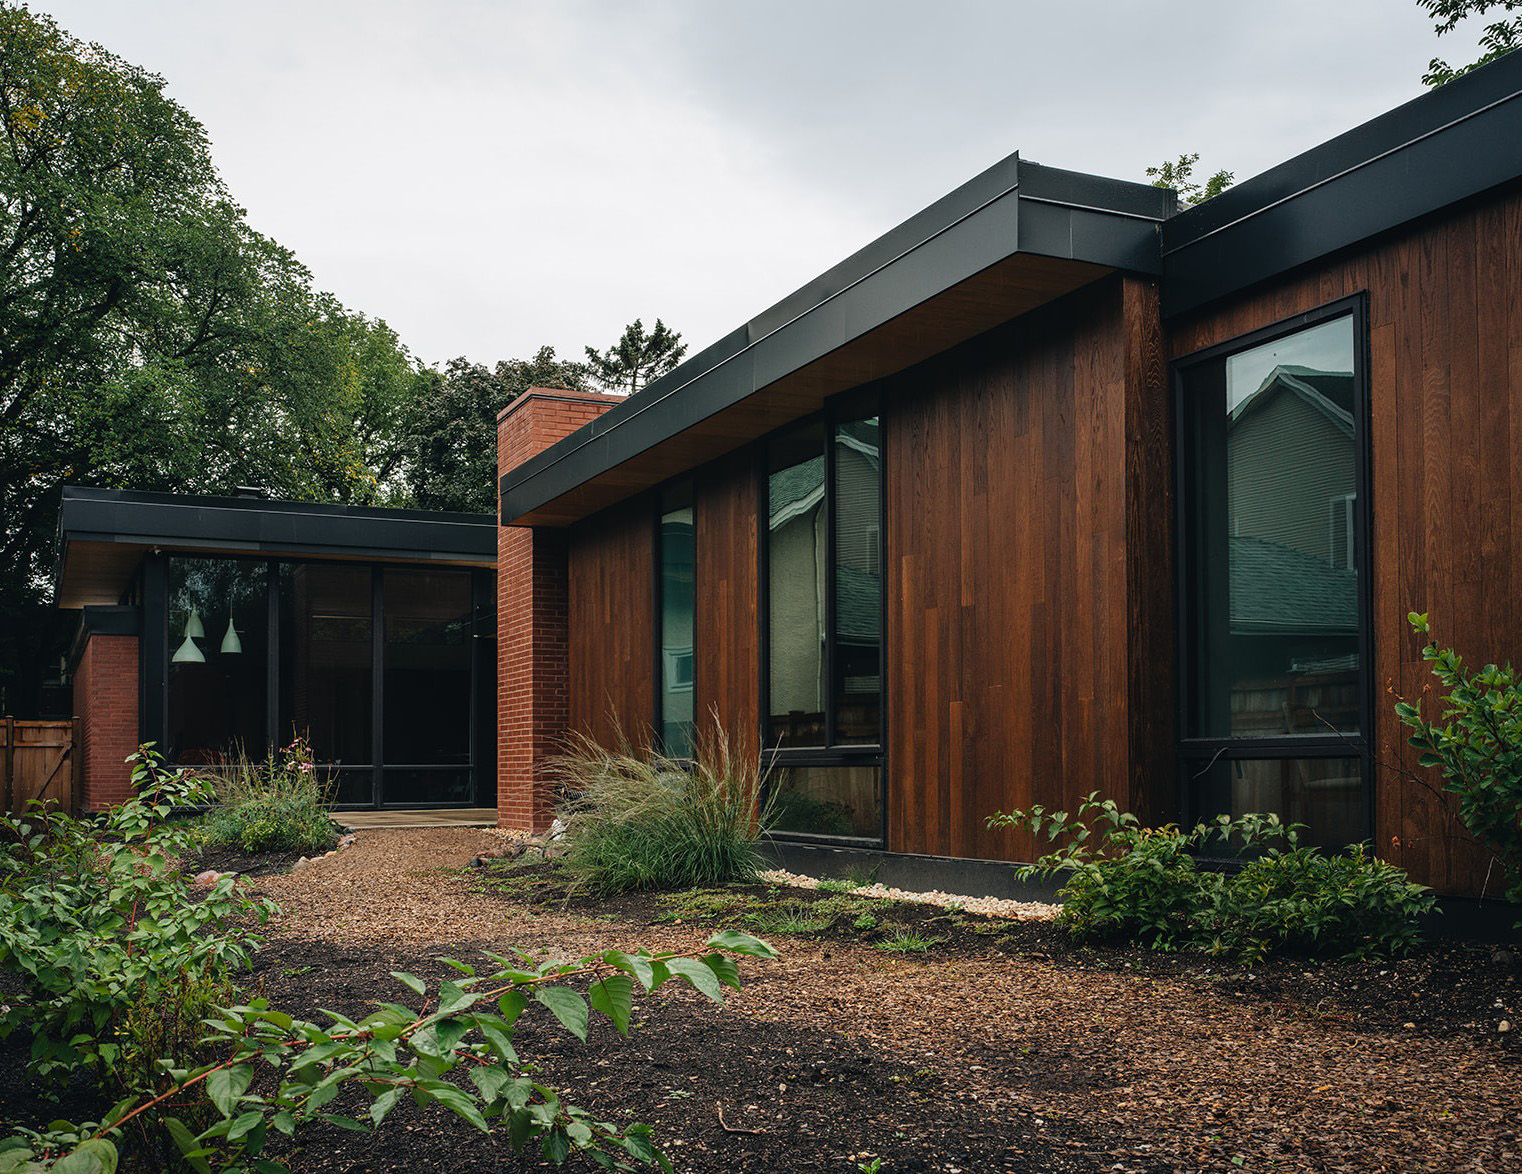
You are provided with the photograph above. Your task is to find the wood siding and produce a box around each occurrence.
[695,453,761,744]
[567,498,655,747]
[884,275,1172,860]
[1167,183,1522,895]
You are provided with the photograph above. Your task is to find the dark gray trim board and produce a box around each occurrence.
[1162,51,1522,317]
[500,155,1170,524]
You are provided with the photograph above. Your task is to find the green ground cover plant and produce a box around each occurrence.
[197,735,339,855]
[988,793,1435,962]
[553,719,773,894]
[1396,612,1522,916]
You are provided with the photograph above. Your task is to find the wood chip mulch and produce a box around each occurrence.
[246,828,1522,1172]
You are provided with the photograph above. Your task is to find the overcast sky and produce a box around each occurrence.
[39,1,1474,370]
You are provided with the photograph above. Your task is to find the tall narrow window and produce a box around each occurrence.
[764,394,883,842]
[659,483,696,758]
[1177,303,1368,847]
[167,558,269,764]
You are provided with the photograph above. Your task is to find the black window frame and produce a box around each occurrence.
[1172,293,1375,847]
[653,479,698,759]
[758,386,887,847]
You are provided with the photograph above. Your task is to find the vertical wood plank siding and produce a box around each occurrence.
[567,498,655,747]
[695,452,761,743]
[884,275,1169,861]
[1166,184,1522,895]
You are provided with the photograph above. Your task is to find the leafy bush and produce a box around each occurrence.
[988,793,1435,962]
[0,748,275,1083]
[2,931,777,1172]
[553,719,773,894]
[198,735,338,855]
[1396,612,1522,913]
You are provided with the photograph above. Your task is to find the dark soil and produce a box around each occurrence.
[186,843,313,877]
[5,846,1520,1173]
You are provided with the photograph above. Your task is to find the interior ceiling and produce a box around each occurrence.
[512,253,1113,527]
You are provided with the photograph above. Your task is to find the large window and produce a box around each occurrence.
[764,394,883,841]
[156,555,487,808]
[1176,300,1369,847]
[658,483,696,758]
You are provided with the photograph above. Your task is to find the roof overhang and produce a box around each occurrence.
[501,154,1171,527]
[1162,52,1522,318]
[56,487,496,609]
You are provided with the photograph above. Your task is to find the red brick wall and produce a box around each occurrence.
[497,388,623,831]
[73,633,140,811]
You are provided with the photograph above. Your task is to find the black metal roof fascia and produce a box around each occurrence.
[58,487,497,562]
[500,156,1170,524]
[1161,52,1522,318]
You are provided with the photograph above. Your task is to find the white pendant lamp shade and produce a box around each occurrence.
[184,606,205,639]
[220,615,242,655]
[172,632,205,663]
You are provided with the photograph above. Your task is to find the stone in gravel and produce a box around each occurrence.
[292,857,309,871]
[193,869,220,886]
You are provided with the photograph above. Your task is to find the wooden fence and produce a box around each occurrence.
[1,717,76,815]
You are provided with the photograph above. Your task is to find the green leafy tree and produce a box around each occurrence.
[0,5,425,708]
[1421,0,1522,85]
[1145,153,1234,206]
[584,318,687,396]
[405,346,589,513]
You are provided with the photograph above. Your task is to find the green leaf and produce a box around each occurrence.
[543,1128,571,1164]
[226,1111,264,1141]
[390,971,426,997]
[701,953,741,991]
[163,1118,212,1174]
[587,974,633,1035]
[470,1064,512,1102]
[369,1087,405,1126]
[434,1017,468,1053]
[498,990,528,1025]
[535,986,589,1041]
[271,1110,296,1136]
[664,957,723,1002]
[50,1140,119,1174]
[481,1023,520,1065]
[704,930,778,959]
[206,1063,253,1117]
[438,980,479,1016]
[317,1114,371,1133]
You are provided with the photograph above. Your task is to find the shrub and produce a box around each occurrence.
[199,734,339,856]
[0,747,275,1084]
[988,793,1434,962]
[553,718,773,894]
[1396,612,1522,914]
[768,790,856,836]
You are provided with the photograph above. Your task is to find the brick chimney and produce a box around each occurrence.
[496,388,622,832]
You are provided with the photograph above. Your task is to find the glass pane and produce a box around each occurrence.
[167,558,268,764]
[278,564,372,764]
[382,768,472,805]
[327,768,374,806]
[767,422,827,747]
[659,499,696,758]
[1184,315,1360,738]
[382,569,473,764]
[1189,756,1365,850]
[769,765,881,839]
[833,417,881,744]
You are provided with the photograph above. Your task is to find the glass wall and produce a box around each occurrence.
[1177,306,1368,847]
[770,765,882,839]
[167,558,269,764]
[767,421,827,747]
[832,417,881,744]
[158,555,486,807]
[659,484,696,758]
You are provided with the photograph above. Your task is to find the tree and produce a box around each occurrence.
[405,346,590,514]
[584,318,688,396]
[1145,153,1234,206]
[1420,0,1522,85]
[0,5,425,711]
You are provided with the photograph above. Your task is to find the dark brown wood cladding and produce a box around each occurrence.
[1167,183,1522,896]
[567,497,655,747]
[694,453,761,746]
[884,275,1168,861]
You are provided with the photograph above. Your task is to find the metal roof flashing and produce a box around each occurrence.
[499,154,1171,526]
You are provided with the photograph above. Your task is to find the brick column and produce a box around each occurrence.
[72,631,140,811]
[497,388,623,831]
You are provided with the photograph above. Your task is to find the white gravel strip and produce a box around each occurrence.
[759,868,1059,921]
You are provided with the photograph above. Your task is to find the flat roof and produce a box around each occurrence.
[56,486,495,608]
[500,153,1173,526]
[1162,50,1522,317]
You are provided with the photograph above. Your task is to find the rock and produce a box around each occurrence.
[548,817,568,841]
[192,869,220,887]
[1500,1020,1512,1034]
[292,857,309,871]
[1492,946,1517,967]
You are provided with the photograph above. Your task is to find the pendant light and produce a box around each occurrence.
[185,606,205,639]
[172,631,205,663]
[220,612,242,655]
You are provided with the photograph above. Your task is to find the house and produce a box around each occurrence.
[55,487,498,811]
[492,53,1522,898]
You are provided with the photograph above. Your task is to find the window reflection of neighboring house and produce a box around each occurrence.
[767,427,881,730]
